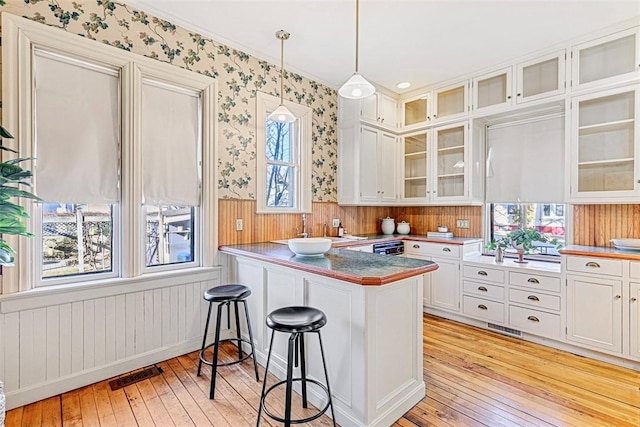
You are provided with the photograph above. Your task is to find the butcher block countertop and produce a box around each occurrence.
[560,245,640,261]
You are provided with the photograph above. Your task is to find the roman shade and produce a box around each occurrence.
[33,50,120,203]
[141,79,201,206]
[486,114,564,203]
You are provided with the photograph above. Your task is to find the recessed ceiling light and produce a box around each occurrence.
[396,82,411,89]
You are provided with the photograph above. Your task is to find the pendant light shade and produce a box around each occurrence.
[339,0,375,100]
[268,30,296,123]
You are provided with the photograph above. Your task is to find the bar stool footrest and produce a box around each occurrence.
[199,337,254,367]
[261,378,331,424]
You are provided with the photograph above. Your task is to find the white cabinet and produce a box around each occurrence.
[461,264,505,323]
[361,92,398,129]
[630,282,640,359]
[337,124,398,205]
[402,94,431,129]
[515,50,566,103]
[572,27,640,92]
[433,122,470,202]
[433,80,469,122]
[472,67,513,113]
[569,86,640,202]
[401,130,429,201]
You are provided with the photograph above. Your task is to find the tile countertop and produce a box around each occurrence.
[560,245,640,261]
[219,242,438,286]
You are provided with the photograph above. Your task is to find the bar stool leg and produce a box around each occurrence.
[284,333,296,427]
[197,301,214,376]
[317,331,337,427]
[209,302,224,399]
[233,300,243,360]
[242,299,260,381]
[256,331,276,427]
[299,333,308,408]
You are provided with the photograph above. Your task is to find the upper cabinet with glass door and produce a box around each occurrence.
[433,122,468,202]
[569,85,639,202]
[572,27,640,92]
[402,130,429,201]
[472,67,513,113]
[402,94,431,130]
[433,80,469,122]
[516,50,566,103]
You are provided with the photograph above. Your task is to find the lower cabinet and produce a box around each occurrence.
[630,283,640,359]
[430,257,460,312]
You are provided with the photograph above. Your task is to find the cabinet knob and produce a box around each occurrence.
[433,114,437,118]
[615,294,621,299]
[527,316,540,322]
[413,244,420,248]
[527,278,540,284]
[517,93,522,97]
[478,304,488,310]
[527,295,540,302]
[507,95,511,100]
[585,261,600,268]
[442,247,451,252]
[477,270,488,276]
[478,286,488,292]
[427,116,431,120]
[631,297,637,302]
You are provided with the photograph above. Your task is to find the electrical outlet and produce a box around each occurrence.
[332,218,340,228]
[456,219,470,229]
[236,219,243,231]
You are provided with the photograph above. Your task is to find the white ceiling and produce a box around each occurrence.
[121,0,640,94]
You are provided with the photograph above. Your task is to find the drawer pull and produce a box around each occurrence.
[413,244,420,248]
[527,278,539,284]
[478,304,488,310]
[527,295,540,302]
[478,286,488,292]
[585,261,600,268]
[527,316,540,322]
[442,247,451,252]
[477,270,488,276]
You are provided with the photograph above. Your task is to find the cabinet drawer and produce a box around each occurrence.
[463,280,504,300]
[509,305,561,340]
[463,265,505,283]
[462,295,504,323]
[566,256,623,277]
[509,271,561,293]
[509,288,560,311]
[404,241,460,258]
[630,262,640,279]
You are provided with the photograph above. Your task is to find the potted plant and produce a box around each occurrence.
[486,227,562,264]
[0,124,41,266]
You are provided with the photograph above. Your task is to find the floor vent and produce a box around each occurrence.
[109,365,163,391]
[487,323,522,337]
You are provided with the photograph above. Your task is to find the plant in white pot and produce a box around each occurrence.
[486,227,562,264]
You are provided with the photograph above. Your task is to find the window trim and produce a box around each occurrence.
[1,13,218,292]
[255,92,312,214]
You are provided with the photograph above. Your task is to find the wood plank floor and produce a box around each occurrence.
[6,314,640,426]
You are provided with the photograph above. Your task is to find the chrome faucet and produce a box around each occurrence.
[323,223,328,237]
[296,213,311,238]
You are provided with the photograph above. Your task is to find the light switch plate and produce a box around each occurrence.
[456,219,470,229]
[236,219,243,231]
[332,218,340,228]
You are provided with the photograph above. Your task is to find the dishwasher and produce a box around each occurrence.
[372,241,405,256]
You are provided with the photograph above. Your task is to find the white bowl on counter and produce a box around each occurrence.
[611,238,640,250]
[288,237,332,256]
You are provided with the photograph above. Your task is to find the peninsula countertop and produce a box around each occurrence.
[219,242,439,286]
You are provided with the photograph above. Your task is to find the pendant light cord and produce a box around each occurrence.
[355,0,360,73]
[280,33,285,102]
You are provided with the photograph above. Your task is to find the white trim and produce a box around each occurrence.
[255,91,312,214]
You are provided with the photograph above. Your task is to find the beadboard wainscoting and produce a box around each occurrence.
[218,200,483,245]
[0,268,222,410]
[573,204,640,247]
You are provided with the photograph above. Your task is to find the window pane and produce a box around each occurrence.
[490,203,566,257]
[265,119,292,162]
[42,203,113,278]
[146,206,195,266]
[266,164,295,208]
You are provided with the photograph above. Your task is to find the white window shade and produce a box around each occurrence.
[34,51,120,203]
[142,80,200,206]
[486,115,564,203]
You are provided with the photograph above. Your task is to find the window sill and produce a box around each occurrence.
[0,266,222,314]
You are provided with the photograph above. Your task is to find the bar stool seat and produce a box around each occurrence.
[257,306,336,427]
[198,284,259,399]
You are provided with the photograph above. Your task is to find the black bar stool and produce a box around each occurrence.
[197,284,259,399]
[256,306,336,427]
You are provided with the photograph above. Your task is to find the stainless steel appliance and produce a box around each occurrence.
[372,241,404,256]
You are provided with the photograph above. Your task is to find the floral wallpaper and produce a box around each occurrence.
[0,0,338,202]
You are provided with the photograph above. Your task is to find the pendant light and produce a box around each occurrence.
[268,30,296,123]
[338,0,375,99]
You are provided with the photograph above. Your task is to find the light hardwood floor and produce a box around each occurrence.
[6,314,640,426]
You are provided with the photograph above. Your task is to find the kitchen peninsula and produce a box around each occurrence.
[219,242,438,427]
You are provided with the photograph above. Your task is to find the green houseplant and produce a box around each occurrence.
[486,227,562,263]
[0,124,41,266]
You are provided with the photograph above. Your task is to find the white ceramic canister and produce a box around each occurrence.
[381,217,395,235]
[396,221,410,235]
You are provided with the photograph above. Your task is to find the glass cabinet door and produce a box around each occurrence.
[402,131,429,199]
[402,95,430,128]
[434,81,468,121]
[473,67,512,112]
[572,87,638,199]
[516,50,566,103]
[434,123,467,200]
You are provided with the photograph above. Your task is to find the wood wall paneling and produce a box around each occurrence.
[573,204,640,246]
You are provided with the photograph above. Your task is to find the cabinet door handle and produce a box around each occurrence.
[443,247,451,252]
[615,294,621,299]
[413,244,420,248]
[527,316,540,322]
[527,278,539,284]
[477,270,488,276]
[585,261,600,268]
[631,297,637,302]
[478,304,488,310]
[527,295,540,302]
[478,286,488,292]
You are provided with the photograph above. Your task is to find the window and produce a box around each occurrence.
[256,92,312,213]
[3,15,217,291]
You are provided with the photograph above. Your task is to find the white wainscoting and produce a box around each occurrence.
[0,267,221,409]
